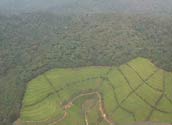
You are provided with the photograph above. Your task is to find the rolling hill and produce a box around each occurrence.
[14,57,172,125]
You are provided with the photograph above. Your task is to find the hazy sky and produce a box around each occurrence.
[0,0,172,15]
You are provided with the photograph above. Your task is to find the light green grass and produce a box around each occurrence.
[165,72,172,100]
[56,104,85,125]
[136,84,162,104]
[127,57,157,80]
[21,94,64,121]
[86,105,100,124]
[119,64,143,89]
[112,108,134,122]
[146,69,164,91]
[58,78,103,102]
[22,75,54,106]
[44,66,110,89]
[99,81,118,113]
[157,97,172,112]
[19,57,172,125]
[121,94,152,121]
[108,68,132,104]
[151,111,172,123]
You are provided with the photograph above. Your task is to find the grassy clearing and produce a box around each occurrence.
[127,57,157,80]
[58,78,103,102]
[121,94,152,121]
[58,105,85,125]
[157,97,172,112]
[108,68,131,104]
[22,75,54,106]
[44,66,110,89]
[18,57,172,125]
[119,64,143,89]
[112,108,134,122]
[99,81,118,114]
[21,94,63,121]
[86,104,100,124]
[146,69,164,91]
[165,72,172,100]
[136,84,162,105]
[151,111,172,123]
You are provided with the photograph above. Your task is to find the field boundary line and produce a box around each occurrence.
[112,67,159,114]
[118,68,172,114]
[127,64,162,92]
[102,76,137,121]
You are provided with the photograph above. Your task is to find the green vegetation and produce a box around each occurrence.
[1,12,172,125]
[15,57,172,125]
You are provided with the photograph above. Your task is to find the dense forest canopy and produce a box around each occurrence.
[0,0,172,125]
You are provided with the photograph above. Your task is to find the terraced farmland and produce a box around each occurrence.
[15,57,172,125]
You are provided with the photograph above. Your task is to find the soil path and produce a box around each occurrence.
[63,91,114,125]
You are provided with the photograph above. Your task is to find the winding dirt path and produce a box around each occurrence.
[22,91,114,125]
[84,112,89,125]
[63,91,114,125]
[49,112,67,125]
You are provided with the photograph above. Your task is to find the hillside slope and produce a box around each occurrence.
[15,57,172,125]
[1,12,172,125]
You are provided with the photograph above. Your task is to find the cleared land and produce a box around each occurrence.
[15,57,172,125]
